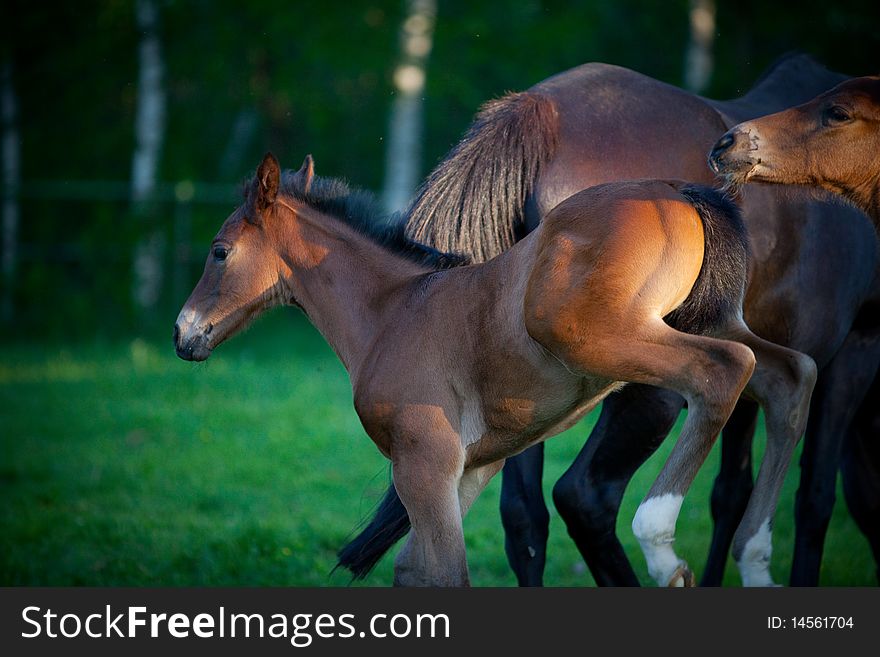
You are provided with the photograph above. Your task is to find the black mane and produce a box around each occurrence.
[275,171,469,270]
[750,51,816,87]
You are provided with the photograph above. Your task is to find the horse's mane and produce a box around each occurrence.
[713,51,848,119]
[403,91,559,263]
[750,51,819,87]
[278,171,469,270]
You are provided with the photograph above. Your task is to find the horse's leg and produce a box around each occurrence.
[552,384,683,586]
[789,330,880,585]
[712,322,817,586]
[623,332,755,587]
[393,458,502,587]
[499,446,550,586]
[534,319,756,587]
[390,413,469,587]
[700,398,758,586]
[841,371,880,584]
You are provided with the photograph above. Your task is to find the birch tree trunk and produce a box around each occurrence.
[131,0,167,312]
[218,108,258,180]
[683,0,716,94]
[1,59,19,323]
[381,0,436,215]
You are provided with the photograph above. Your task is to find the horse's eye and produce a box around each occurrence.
[213,246,229,262]
[822,105,852,126]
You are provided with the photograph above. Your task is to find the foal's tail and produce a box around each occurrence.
[405,92,559,263]
[335,484,410,580]
[664,183,751,335]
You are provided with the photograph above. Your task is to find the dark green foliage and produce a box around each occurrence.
[2,1,878,336]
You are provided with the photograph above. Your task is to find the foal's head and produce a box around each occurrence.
[174,152,466,362]
[174,152,312,361]
[708,76,880,203]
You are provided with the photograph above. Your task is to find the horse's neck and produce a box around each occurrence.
[279,213,421,374]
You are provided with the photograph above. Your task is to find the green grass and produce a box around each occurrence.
[0,311,874,586]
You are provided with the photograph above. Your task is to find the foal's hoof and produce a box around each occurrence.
[667,564,696,588]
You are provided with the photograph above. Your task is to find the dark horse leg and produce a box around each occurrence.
[842,370,880,584]
[790,330,880,585]
[700,399,759,586]
[552,384,684,586]
[499,444,550,586]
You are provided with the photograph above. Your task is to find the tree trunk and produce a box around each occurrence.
[131,0,167,312]
[684,0,716,94]
[381,0,436,215]
[218,108,258,180]
[1,59,20,323]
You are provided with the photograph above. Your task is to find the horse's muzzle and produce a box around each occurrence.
[174,309,213,361]
[174,324,212,361]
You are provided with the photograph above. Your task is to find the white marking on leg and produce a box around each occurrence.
[632,494,686,586]
[737,519,777,587]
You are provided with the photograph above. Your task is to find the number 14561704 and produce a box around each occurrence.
[768,617,854,630]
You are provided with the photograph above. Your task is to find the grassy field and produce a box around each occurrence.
[1,311,875,586]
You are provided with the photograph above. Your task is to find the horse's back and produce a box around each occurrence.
[528,64,727,220]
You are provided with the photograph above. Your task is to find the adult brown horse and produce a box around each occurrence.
[337,54,879,586]
[709,75,880,578]
[176,152,814,586]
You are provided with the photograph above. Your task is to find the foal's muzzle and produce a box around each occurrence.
[707,127,755,177]
[174,308,213,362]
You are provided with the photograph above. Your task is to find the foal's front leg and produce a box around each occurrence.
[390,409,470,587]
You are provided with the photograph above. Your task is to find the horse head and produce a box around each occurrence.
[174,152,315,361]
[708,76,880,218]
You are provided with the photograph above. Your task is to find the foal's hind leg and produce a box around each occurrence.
[701,399,758,586]
[533,319,756,587]
[714,322,817,586]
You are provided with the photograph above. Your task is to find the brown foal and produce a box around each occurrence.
[175,153,815,586]
[709,76,880,224]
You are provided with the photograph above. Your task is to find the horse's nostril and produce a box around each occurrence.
[173,323,181,346]
[713,133,735,154]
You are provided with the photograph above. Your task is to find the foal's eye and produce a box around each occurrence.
[822,105,852,126]
[213,246,229,262]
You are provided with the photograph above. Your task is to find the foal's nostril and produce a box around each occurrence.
[712,133,735,155]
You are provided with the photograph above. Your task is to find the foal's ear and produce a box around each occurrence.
[291,154,315,195]
[254,152,281,213]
